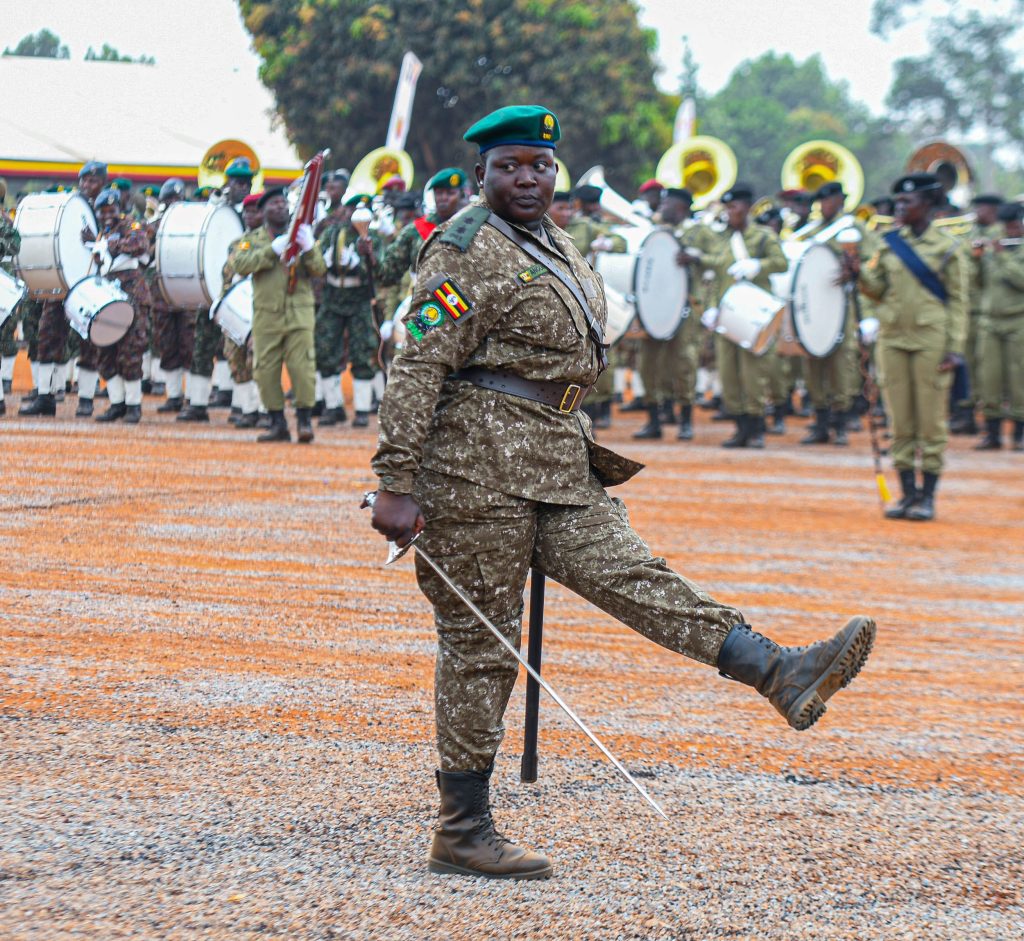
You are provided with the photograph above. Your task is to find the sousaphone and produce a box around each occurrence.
[347,146,415,197]
[198,139,264,192]
[907,140,973,208]
[655,135,738,210]
[781,140,864,211]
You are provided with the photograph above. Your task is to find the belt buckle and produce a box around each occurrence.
[559,384,582,412]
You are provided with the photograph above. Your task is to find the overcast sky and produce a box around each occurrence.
[0,0,999,114]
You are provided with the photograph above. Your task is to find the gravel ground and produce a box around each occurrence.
[1,390,1022,940]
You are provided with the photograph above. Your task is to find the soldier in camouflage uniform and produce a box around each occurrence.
[233,186,326,443]
[316,193,382,427]
[369,105,875,882]
[0,193,22,416]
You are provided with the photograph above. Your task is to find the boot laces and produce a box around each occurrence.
[469,781,512,849]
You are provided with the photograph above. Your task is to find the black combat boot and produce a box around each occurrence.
[157,397,183,414]
[0,400,5,416]
[75,397,93,418]
[228,406,242,424]
[621,396,646,413]
[428,768,552,880]
[717,618,875,730]
[257,410,291,442]
[210,388,233,408]
[352,411,370,428]
[832,410,849,447]
[1013,420,1024,452]
[633,403,662,440]
[296,407,314,444]
[318,406,345,427]
[973,417,1002,450]
[677,403,693,440]
[768,404,785,435]
[801,409,831,445]
[660,399,677,425]
[123,404,142,424]
[885,469,918,519]
[234,411,259,429]
[311,399,325,418]
[18,393,57,417]
[747,415,766,449]
[95,402,127,422]
[949,404,977,436]
[176,404,210,423]
[721,415,749,448]
[594,400,612,430]
[906,472,938,521]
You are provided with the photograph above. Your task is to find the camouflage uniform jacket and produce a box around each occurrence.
[372,199,642,504]
[376,213,439,287]
[317,222,381,290]
[100,215,151,306]
[1,210,21,276]
[858,224,969,355]
[232,225,327,331]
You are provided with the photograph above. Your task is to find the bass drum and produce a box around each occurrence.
[212,276,253,346]
[770,241,846,358]
[156,202,243,308]
[1,268,28,329]
[63,276,135,347]
[716,281,784,356]
[633,229,689,340]
[603,284,635,346]
[14,192,97,298]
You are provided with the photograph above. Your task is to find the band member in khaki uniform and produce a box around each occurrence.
[855,173,969,521]
[369,105,875,882]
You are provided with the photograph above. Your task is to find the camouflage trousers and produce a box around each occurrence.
[16,298,42,360]
[152,303,197,372]
[316,284,378,380]
[1,308,18,358]
[98,304,149,382]
[37,300,73,365]
[223,337,254,385]
[190,309,222,378]
[411,469,742,772]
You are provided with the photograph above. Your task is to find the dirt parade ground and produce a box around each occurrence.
[1,379,1022,940]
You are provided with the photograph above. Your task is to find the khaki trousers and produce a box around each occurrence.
[978,316,1024,420]
[879,345,951,474]
[716,334,766,417]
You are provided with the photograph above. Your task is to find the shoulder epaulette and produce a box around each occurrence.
[439,205,491,252]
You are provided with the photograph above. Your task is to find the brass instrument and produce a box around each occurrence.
[781,140,864,211]
[555,158,571,194]
[347,146,414,197]
[197,139,264,195]
[576,165,652,229]
[907,140,974,208]
[655,135,737,210]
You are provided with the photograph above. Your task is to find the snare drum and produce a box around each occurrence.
[155,202,243,308]
[716,281,785,355]
[211,277,253,346]
[13,192,97,298]
[770,241,846,358]
[64,276,135,347]
[0,268,28,329]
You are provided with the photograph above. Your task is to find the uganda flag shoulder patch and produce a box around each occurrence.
[427,274,474,322]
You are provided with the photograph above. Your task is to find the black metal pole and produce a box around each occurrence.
[520,569,546,783]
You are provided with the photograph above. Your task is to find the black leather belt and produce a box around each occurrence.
[449,366,590,413]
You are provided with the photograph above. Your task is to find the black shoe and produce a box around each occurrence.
[75,397,93,418]
[721,416,749,448]
[0,399,5,416]
[1013,420,1024,452]
[794,391,812,418]
[905,472,938,521]
[352,411,370,428]
[176,405,210,422]
[949,405,977,436]
[594,400,612,430]
[677,404,693,441]
[620,397,646,413]
[257,411,291,442]
[632,404,662,440]
[157,397,183,413]
[54,389,65,403]
[832,411,849,447]
[311,399,325,418]
[767,406,785,435]
[660,400,677,425]
[123,404,142,424]
[885,469,919,519]
[2,379,11,395]
[141,378,153,395]
[974,418,1002,450]
[296,408,315,444]
[228,406,242,424]
[210,389,233,408]
[95,402,127,422]
[234,411,259,429]
[256,412,272,429]
[19,393,57,417]
[23,387,38,401]
[747,415,766,449]
[149,382,166,397]
[318,406,346,427]
[801,409,831,445]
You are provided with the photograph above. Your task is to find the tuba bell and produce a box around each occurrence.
[781,140,864,210]
[655,135,738,210]
[554,158,572,194]
[576,166,652,229]
[907,140,974,209]
[347,146,415,198]
[198,139,264,195]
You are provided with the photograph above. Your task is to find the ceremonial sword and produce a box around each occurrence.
[362,492,668,821]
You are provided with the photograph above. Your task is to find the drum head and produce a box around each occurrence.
[791,244,845,358]
[57,195,98,289]
[603,284,635,346]
[90,300,135,346]
[201,206,243,304]
[594,252,636,301]
[634,230,688,340]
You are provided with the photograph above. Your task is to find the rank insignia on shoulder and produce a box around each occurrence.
[517,263,548,283]
[240,241,251,251]
[428,275,474,322]
[407,301,447,341]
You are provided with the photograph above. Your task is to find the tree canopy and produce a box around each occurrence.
[85,44,155,65]
[3,28,69,59]
[238,0,674,188]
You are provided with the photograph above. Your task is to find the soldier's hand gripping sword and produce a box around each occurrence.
[361,492,668,821]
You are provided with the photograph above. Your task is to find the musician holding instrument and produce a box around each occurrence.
[974,201,1024,452]
[368,105,874,881]
[854,173,969,522]
[704,183,789,448]
[223,157,255,214]
[233,186,325,443]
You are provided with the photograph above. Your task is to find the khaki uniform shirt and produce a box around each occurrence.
[858,223,969,354]
[372,199,640,504]
[704,223,788,304]
[981,242,1024,319]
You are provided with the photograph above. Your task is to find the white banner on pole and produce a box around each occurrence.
[673,97,696,144]
[386,51,423,151]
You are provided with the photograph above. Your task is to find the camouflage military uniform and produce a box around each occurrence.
[377,214,436,289]
[97,216,151,382]
[189,308,221,379]
[372,201,741,772]
[316,223,381,381]
[233,224,326,410]
[1,212,21,404]
[150,293,197,373]
[220,232,255,385]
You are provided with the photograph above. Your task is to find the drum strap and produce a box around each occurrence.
[485,212,608,368]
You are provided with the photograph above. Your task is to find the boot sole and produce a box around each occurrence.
[428,858,552,880]
[786,616,876,731]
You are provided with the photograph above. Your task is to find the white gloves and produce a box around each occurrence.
[701,306,719,330]
[340,245,360,269]
[296,223,314,253]
[591,236,614,253]
[379,320,395,342]
[271,234,289,256]
[859,317,880,344]
[727,258,761,280]
[376,207,396,238]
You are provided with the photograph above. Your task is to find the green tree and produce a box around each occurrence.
[84,44,155,64]
[698,52,908,201]
[237,0,673,188]
[3,28,70,59]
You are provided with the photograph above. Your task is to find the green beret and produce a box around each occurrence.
[192,186,214,201]
[464,105,560,154]
[111,177,132,192]
[426,167,467,191]
[343,193,372,208]
[225,157,255,179]
[141,184,160,198]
